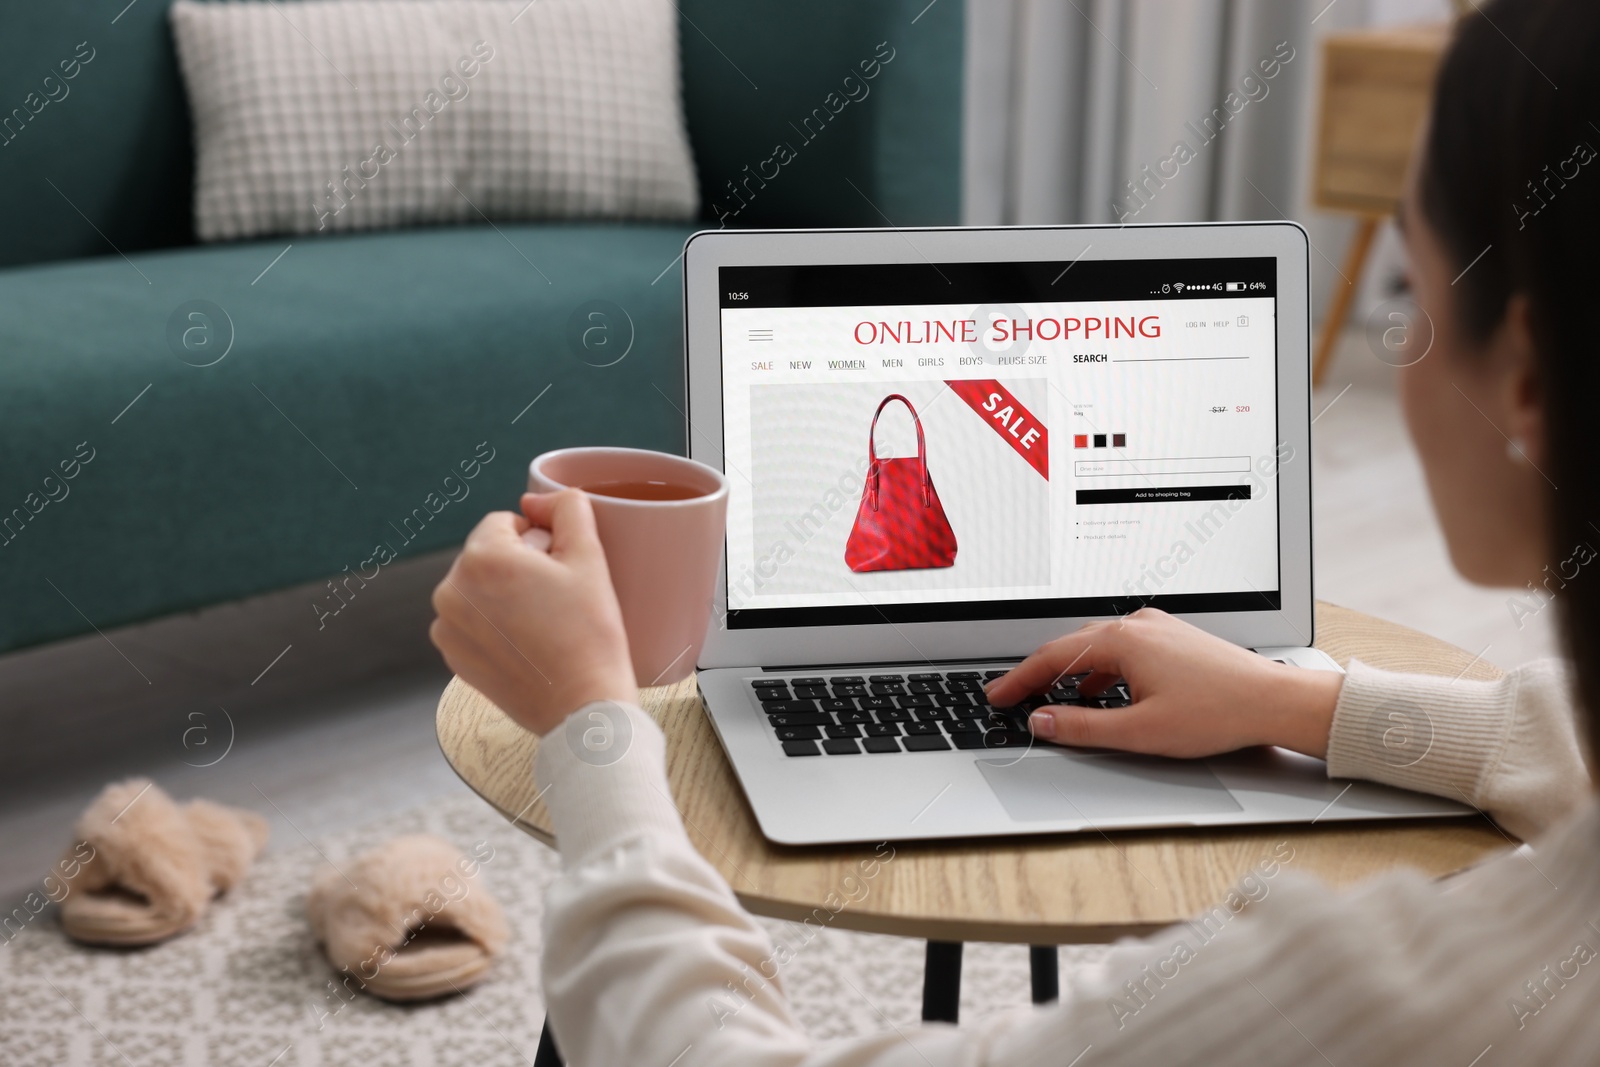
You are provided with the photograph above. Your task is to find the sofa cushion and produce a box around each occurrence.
[676,0,963,229]
[169,0,699,241]
[0,222,697,653]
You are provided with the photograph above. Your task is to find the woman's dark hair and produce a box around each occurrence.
[1421,0,1600,735]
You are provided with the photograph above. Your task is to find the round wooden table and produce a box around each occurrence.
[437,601,1509,1053]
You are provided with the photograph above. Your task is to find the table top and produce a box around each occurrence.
[436,602,1509,944]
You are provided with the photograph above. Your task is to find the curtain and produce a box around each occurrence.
[962,0,1452,320]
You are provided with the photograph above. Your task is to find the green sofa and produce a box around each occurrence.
[0,0,962,654]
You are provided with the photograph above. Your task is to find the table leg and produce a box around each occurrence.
[1029,945,1059,1004]
[921,941,964,1023]
[1311,214,1380,387]
[533,1019,563,1067]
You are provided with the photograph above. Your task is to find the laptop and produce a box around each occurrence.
[682,222,1471,846]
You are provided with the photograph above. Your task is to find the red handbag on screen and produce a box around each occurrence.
[845,394,958,572]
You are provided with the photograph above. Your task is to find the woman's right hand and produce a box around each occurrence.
[983,608,1344,759]
[429,491,638,738]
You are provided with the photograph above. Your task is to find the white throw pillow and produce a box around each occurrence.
[169,0,699,241]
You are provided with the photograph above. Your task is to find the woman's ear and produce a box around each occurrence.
[1497,293,1547,470]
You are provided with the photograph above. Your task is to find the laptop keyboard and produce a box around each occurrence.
[749,669,1132,756]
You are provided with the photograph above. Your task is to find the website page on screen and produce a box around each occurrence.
[718,257,1285,629]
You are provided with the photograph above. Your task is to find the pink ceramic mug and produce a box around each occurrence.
[527,447,728,687]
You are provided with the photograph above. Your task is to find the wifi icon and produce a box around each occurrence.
[1173,282,1185,292]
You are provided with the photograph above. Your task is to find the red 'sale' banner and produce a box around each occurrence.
[944,379,1049,479]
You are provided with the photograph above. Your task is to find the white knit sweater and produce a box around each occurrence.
[534,659,1595,1066]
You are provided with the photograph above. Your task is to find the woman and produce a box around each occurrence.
[429,1,1599,1061]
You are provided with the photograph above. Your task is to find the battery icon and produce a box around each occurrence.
[1225,282,1248,292]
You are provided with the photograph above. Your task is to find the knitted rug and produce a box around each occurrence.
[0,791,1108,1066]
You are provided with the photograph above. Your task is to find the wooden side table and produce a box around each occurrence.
[438,601,1507,1061]
[1310,22,1450,386]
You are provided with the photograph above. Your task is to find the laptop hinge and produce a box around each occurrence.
[758,655,1023,673]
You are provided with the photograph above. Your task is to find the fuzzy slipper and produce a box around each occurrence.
[306,834,508,1002]
[57,778,269,946]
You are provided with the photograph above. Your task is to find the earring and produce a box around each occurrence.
[1507,437,1529,465]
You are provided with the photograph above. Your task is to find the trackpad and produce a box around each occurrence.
[977,752,1243,822]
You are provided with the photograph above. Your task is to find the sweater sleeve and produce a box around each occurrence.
[533,701,963,1066]
[529,702,1253,1067]
[1325,658,1591,840]
[534,701,1594,1067]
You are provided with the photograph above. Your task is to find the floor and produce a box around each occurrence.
[0,328,1560,908]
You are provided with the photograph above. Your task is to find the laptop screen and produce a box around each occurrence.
[717,256,1283,630]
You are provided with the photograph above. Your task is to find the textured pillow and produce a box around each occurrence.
[169,0,699,241]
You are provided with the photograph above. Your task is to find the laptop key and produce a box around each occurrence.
[984,730,1033,749]
[767,712,830,727]
[935,692,974,707]
[985,711,1030,733]
[752,678,788,688]
[876,709,913,723]
[819,698,857,713]
[831,676,865,684]
[775,725,822,741]
[946,671,981,680]
[762,700,822,716]
[792,685,829,699]
[868,674,906,683]
[825,724,862,739]
[894,694,936,709]
[861,696,895,711]
[831,684,868,698]
[907,680,943,694]
[837,710,872,724]
[822,738,861,755]
[862,736,901,753]
[946,679,984,693]
[944,719,980,734]
[915,707,952,723]
[903,722,940,736]
[782,740,821,757]
[909,672,943,681]
[950,732,989,749]
[864,722,901,736]
[902,734,951,752]
[869,683,907,696]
